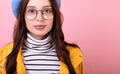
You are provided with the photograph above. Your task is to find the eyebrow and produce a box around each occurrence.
[26,5,52,9]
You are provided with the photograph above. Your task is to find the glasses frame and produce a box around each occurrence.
[25,8,54,20]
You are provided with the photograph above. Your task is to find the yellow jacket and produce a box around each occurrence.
[0,43,84,74]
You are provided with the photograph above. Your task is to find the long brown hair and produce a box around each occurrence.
[6,0,79,74]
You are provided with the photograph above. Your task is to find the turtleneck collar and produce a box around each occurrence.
[22,33,55,53]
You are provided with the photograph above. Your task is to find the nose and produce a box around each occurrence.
[36,11,44,21]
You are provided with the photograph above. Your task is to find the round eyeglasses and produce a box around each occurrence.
[25,8,54,20]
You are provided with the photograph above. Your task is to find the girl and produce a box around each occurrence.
[0,0,84,74]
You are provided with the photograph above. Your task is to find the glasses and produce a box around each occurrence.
[25,8,54,20]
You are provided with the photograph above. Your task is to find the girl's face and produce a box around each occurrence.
[25,0,54,40]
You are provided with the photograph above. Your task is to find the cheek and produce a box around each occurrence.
[49,19,54,26]
[47,20,54,29]
[25,20,33,30]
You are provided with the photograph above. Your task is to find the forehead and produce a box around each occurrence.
[27,0,51,8]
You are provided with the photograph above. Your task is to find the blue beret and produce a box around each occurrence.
[12,0,61,18]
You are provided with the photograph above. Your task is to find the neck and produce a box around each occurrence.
[28,33,49,40]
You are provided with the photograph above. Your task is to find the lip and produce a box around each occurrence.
[34,25,46,30]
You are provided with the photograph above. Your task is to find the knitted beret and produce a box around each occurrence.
[12,0,61,18]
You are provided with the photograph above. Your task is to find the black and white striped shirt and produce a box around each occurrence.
[22,33,60,74]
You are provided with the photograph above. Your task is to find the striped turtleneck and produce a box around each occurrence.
[22,33,60,74]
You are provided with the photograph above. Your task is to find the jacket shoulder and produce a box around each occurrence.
[0,43,13,58]
[66,45,83,58]
[66,45,84,74]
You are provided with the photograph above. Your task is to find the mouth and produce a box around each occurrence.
[34,25,46,30]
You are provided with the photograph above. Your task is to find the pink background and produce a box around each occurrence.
[0,0,120,74]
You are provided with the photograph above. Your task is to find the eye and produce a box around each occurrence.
[43,8,53,14]
[26,9,37,14]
